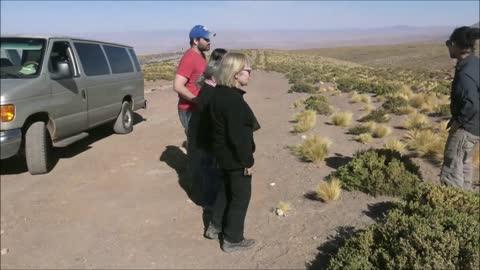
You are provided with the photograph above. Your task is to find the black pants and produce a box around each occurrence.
[211,169,252,243]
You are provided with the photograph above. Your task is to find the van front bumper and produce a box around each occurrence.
[0,129,22,159]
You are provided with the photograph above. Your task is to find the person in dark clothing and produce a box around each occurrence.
[204,52,260,252]
[440,26,480,190]
[187,48,227,212]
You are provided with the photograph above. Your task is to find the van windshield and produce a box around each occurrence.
[0,38,46,79]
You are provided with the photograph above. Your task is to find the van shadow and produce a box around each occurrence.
[0,113,145,175]
[159,145,203,206]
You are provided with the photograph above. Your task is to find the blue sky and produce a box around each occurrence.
[1,1,479,34]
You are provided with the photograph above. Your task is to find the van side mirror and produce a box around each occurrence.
[50,62,72,80]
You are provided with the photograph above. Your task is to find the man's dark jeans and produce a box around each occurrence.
[211,169,252,243]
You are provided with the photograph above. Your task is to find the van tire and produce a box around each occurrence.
[113,101,133,134]
[25,121,52,175]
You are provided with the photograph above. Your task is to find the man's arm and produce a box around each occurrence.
[173,74,196,101]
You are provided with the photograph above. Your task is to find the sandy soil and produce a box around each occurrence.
[1,71,477,269]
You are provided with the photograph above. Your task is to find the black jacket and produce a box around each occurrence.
[449,53,480,136]
[188,83,216,152]
[210,85,260,170]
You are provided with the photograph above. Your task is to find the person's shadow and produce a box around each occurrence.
[159,145,204,206]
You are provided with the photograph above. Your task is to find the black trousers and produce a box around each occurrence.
[211,169,252,243]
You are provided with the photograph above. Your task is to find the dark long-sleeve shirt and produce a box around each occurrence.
[210,85,260,170]
[188,82,216,152]
[450,53,480,136]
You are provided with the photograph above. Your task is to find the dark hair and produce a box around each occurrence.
[210,48,227,61]
[449,26,480,51]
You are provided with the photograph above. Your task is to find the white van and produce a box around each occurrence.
[0,36,146,174]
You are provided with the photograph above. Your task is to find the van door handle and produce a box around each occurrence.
[81,89,86,100]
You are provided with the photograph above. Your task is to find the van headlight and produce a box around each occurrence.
[0,104,15,122]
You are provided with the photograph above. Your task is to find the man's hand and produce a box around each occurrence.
[173,74,196,101]
[449,119,461,133]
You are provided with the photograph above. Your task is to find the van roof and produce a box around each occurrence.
[2,35,133,49]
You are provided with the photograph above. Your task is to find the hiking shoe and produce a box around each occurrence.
[204,224,221,240]
[221,239,256,252]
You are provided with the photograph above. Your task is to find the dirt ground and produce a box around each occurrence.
[1,71,477,269]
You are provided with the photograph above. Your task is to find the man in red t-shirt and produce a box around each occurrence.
[174,25,215,139]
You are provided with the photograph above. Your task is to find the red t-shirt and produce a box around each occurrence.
[176,48,207,111]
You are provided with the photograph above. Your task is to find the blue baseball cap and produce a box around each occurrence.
[189,25,216,39]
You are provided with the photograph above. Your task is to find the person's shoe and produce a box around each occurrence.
[221,238,256,252]
[204,224,221,240]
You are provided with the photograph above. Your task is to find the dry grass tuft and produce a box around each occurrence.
[356,133,373,144]
[384,138,407,154]
[331,111,353,127]
[276,201,291,216]
[291,98,305,109]
[315,178,342,203]
[372,124,392,138]
[291,135,332,163]
[403,112,431,130]
[404,129,440,157]
[292,110,316,133]
[362,104,375,112]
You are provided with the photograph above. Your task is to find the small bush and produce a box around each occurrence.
[396,105,416,115]
[291,135,332,163]
[292,110,316,133]
[372,124,392,138]
[315,178,342,203]
[290,81,317,93]
[304,95,333,115]
[359,108,391,123]
[384,138,407,154]
[356,133,373,144]
[348,122,375,135]
[328,149,421,197]
[403,112,431,130]
[382,96,409,114]
[328,184,480,270]
[331,112,353,127]
[350,92,369,104]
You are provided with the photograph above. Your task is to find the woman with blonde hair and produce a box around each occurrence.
[204,52,260,252]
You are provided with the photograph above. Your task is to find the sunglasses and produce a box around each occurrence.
[201,38,210,43]
[445,40,453,47]
[242,68,252,75]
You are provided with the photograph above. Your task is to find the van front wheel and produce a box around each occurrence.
[113,101,133,134]
[25,121,52,175]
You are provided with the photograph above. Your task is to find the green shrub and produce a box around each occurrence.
[304,95,333,115]
[327,185,480,270]
[382,96,409,114]
[289,81,317,93]
[359,108,391,123]
[348,123,375,135]
[327,149,421,197]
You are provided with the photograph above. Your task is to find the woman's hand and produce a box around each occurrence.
[244,167,255,176]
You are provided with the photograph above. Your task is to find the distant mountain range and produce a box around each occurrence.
[4,24,478,54]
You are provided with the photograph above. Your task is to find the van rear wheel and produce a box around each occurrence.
[113,101,133,134]
[25,121,52,175]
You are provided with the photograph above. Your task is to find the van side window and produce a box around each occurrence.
[128,48,141,72]
[74,42,110,76]
[103,45,133,74]
[49,41,78,77]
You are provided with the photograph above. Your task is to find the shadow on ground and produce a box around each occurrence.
[159,145,203,207]
[0,113,145,175]
[325,153,352,170]
[305,226,360,270]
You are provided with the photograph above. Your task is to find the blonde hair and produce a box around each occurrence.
[215,53,251,88]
